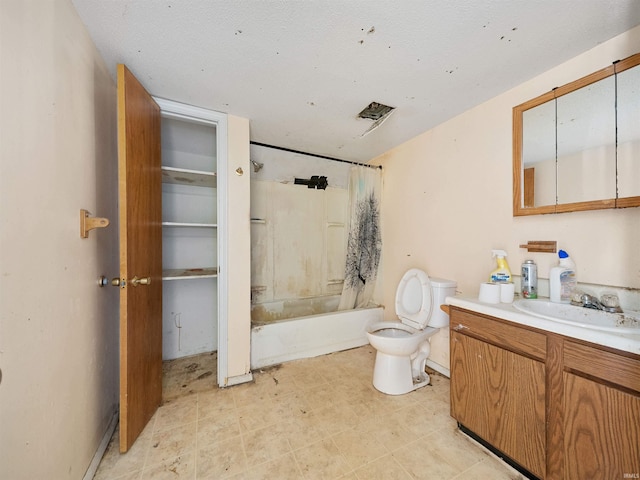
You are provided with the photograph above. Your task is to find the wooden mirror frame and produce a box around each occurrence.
[513,52,640,216]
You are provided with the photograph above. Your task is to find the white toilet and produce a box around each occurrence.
[366,269,456,395]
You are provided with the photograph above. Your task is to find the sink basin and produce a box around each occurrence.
[513,299,640,334]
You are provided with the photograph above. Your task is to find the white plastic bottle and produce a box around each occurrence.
[549,250,576,303]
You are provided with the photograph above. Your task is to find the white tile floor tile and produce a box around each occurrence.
[95,345,525,479]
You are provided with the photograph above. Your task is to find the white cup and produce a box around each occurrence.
[500,282,515,303]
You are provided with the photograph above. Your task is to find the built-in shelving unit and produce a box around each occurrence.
[163,267,218,281]
[158,101,220,360]
[162,222,217,228]
[162,166,217,188]
[160,138,217,281]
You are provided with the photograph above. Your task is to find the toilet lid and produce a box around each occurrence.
[395,268,433,330]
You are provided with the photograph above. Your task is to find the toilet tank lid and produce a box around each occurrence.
[429,278,457,288]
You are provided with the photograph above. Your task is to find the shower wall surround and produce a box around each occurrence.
[249,145,353,315]
[251,180,348,307]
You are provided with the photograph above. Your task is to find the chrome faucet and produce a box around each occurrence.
[572,293,604,310]
[571,292,623,313]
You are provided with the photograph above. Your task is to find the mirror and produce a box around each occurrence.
[617,59,640,204]
[522,95,556,208]
[513,52,640,216]
[556,74,616,205]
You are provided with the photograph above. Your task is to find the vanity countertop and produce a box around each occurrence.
[446,295,640,355]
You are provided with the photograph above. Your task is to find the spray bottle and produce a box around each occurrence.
[489,250,512,283]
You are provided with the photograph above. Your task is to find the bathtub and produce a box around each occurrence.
[250,295,383,369]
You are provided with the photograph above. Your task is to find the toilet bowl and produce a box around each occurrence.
[366,269,456,395]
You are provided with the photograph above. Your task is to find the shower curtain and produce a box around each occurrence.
[338,165,382,310]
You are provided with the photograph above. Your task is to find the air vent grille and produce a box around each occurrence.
[357,102,395,121]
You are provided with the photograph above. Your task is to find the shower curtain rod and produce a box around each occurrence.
[250,141,383,170]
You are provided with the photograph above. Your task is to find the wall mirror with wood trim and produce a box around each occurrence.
[513,52,640,216]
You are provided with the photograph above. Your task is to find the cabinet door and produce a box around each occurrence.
[564,372,640,478]
[451,331,546,478]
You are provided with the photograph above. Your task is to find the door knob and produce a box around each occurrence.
[130,276,151,287]
[111,277,125,288]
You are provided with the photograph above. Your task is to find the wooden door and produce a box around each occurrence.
[116,64,163,452]
[524,167,535,207]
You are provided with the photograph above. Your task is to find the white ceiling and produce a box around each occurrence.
[71,0,640,163]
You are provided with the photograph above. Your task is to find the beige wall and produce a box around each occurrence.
[225,115,252,381]
[376,25,640,370]
[0,1,119,478]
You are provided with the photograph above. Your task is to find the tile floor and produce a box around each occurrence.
[95,345,524,480]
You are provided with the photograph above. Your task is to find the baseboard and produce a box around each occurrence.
[221,372,254,387]
[458,423,539,480]
[83,409,118,480]
[426,359,450,378]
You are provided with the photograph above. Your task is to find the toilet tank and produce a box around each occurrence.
[428,278,457,328]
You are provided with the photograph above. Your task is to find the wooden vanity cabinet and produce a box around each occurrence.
[562,341,640,479]
[450,306,640,480]
[450,308,547,478]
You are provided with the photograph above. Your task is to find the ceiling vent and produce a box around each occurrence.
[357,101,396,137]
[357,102,395,121]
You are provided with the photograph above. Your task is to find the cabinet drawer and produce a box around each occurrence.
[563,341,640,393]
[450,307,546,361]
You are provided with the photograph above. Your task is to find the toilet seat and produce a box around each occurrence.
[395,268,433,330]
[368,321,419,337]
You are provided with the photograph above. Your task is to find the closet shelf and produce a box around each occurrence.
[162,166,217,188]
[162,221,217,228]
[163,267,218,281]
